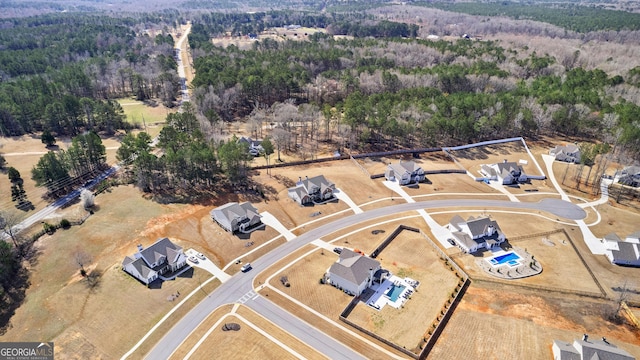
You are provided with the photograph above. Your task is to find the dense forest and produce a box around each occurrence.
[0,14,182,136]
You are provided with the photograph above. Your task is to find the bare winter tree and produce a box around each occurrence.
[0,210,23,250]
[271,128,291,162]
[74,249,92,277]
[80,189,95,210]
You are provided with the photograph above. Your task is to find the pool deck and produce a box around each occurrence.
[366,275,417,310]
[477,246,542,279]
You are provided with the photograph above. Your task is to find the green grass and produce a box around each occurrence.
[116,98,172,125]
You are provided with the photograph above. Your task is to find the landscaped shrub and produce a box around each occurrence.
[60,219,71,229]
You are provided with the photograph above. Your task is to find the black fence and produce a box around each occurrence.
[370,225,420,259]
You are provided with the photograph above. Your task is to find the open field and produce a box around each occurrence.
[183,314,299,360]
[428,286,640,360]
[589,204,640,239]
[168,304,235,359]
[212,27,327,50]
[348,228,461,352]
[0,185,230,359]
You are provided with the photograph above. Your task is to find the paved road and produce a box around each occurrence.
[1,166,118,240]
[144,198,585,360]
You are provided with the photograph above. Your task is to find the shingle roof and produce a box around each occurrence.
[577,338,636,360]
[553,340,581,360]
[604,233,623,242]
[611,242,640,263]
[139,237,183,267]
[212,202,260,223]
[466,217,501,238]
[329,249,380,287]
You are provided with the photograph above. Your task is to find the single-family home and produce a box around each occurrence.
[288,175,336,206]
[238,136,264,156]
[448,215,506,253]
[552,334,635,360]
[481,160,528,185]
[603,231,640,267]
[122,237,188,285]
[618,165,640,187]
[385,161,425,185]
[550,144,581,163]
[210,202,262,233]
[326,249,381,296]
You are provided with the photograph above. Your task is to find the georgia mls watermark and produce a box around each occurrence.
[0,342,53,360]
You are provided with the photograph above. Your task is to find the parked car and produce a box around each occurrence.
[241,263,252,272]
[196,252,206,260]
[447,238,456,246]
[333,247,342,254]
[188,255,199,264]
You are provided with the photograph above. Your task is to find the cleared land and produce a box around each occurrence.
[0,185,227,359]
[428,286,640,360]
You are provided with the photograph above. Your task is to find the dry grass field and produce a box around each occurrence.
[348,228,461,352]
[447,140,544,178]
[0,185,228,359]
[212,27,326,50]
[183,314,299,360]
[428,286,640,360]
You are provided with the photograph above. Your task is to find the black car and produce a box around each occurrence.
[333,247,342,254]
[447,238,456,246]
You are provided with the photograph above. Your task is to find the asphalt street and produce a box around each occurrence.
[144,198,585,360]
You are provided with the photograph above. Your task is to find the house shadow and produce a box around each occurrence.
[147,279,164,289]
[177,266,194,279]
[235,226,266,240]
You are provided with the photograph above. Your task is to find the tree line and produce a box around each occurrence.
[0,13,182,137]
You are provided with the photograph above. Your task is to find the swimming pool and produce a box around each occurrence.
[385,284,406,302]
[488,252,521,267]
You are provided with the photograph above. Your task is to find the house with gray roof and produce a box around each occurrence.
[618,165,640,187]
[603,231,640,267]
[238,136,264,156]
[550,144,581,163]
[481,160,528,185]
[210,202,262,233]
[552,334,635,360]
[448,215,506,253]
[327,249,381,296]
[288,175,335,206]
[122,238,188,285]
[385,161,425,185]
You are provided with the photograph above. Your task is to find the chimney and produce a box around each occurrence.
[137,244,144,252]
[299,176,302,182]
[503,159,507,163]
[582,334,588,342]
[306,176,309,181]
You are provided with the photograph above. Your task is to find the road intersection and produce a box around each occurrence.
[141,197,585,360]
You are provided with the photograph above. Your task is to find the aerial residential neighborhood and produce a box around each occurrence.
[0,1,639,360]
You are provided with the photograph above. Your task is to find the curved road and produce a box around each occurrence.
[144,198,585,360]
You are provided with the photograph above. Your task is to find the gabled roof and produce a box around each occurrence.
[211,202,260,222]
[301,175,334,190]
[388,161,422,175]
[451,231,476,250]
[611,242,640,262]
[627,231,640,241]
[122,255,157,281]
[553,340,581,360]
[139,237,183,267]
[449,215,466,231]
[495,162,522,175]
[552,144,580,154]
[238,136,262,148]
[621,165,640,176]
[329,249,380,286]
[465,216,501,238]
[576,337,636,360]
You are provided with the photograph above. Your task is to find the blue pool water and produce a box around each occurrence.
[385,285,406,302]
[489,252,521,266]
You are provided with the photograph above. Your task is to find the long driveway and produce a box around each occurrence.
[144,198,585,360]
